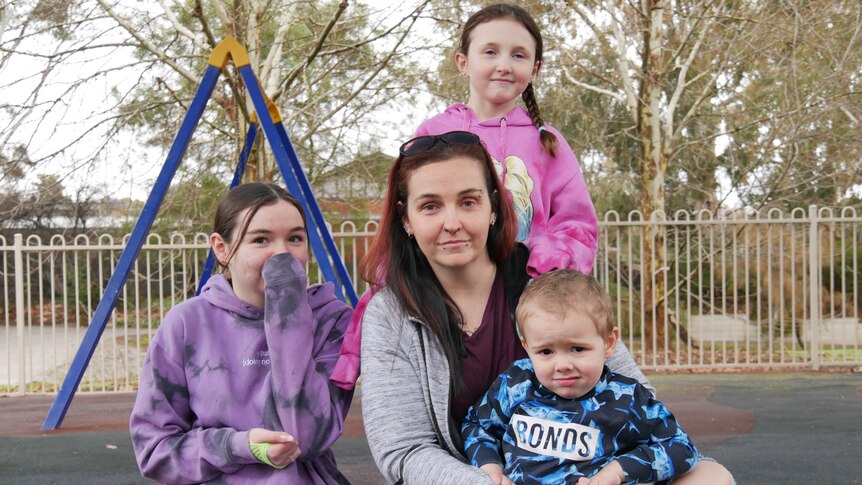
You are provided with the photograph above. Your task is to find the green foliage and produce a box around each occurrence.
[5,0,861,231]
[4,0,432,231]
[154,172,229,234]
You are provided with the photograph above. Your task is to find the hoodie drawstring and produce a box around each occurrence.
[498,117,508,186]
[459,105,509,184]
[500,117,508,158]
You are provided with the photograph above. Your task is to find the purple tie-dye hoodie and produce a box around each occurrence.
[130,253,352,484]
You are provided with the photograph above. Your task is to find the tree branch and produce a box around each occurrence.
[665,4,717,141]
[275,0,349,100]
[157,0,208,50]
[260,3,297,94]
[560,63,625,103]
[295,0,428,145]
[610,3,640,124]
[95,0,197,83]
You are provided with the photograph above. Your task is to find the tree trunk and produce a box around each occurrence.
[638,0,667,362]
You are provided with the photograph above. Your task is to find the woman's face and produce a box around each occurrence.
[402,156,496,276]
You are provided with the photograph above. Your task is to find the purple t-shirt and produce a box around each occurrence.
[451,270,528,425]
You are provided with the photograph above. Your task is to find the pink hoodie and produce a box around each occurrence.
[330,104,598,391]
[415,104,598,276]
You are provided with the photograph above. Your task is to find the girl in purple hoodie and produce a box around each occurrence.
[331,3,598,390]
[130,183,352,484]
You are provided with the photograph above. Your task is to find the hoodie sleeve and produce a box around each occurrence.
[260,252,353,460]
[130,312,258,483]
[614,384,698,482]
[461,369,520,469]
[525,130,598,277]
[330,286,378,390]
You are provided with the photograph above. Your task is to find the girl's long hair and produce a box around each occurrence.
[361,140,516,393]
[457,3,559,157]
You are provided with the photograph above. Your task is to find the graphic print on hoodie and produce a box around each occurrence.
[497,154,535,241]
[462,359,698,485]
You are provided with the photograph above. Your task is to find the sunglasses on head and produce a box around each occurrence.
[399,131,482,157]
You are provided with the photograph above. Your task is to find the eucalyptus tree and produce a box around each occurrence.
[552,0,861,353]
[416,0,861,354]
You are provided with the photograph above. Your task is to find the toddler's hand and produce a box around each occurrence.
[479,463,515,485]
[576,460,624,485]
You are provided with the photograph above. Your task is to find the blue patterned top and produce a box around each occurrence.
[462,359,697,484]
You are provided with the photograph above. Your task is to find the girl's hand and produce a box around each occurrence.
[249,428,302,466]
[262,252,306,285]
[479,463,515,485]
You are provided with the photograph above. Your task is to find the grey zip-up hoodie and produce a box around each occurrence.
[360,248,652,485]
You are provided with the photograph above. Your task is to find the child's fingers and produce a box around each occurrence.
[269,442,301,456]
[249,427,296,444]
[268,442,302,466]
[272,432,295,443]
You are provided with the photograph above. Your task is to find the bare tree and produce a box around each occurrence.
[1,0,431,221]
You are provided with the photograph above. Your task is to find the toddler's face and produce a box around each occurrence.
[519,309,617,399]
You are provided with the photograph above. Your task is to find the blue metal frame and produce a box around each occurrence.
[43,43,356,429]
[239,65,353,304]
[42,64,223,430]
[273,122,358,305]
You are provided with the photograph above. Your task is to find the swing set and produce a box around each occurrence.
[42,37,358,430]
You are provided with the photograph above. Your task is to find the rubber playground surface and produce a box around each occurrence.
[1,372,860,484]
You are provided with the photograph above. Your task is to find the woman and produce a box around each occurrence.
[359,132,733,485]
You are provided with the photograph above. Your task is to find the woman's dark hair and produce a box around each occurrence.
[361,139,517,393]
[212,182,306,270]
[457,3,559,157]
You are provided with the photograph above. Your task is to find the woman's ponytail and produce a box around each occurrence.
[522,83,558,157]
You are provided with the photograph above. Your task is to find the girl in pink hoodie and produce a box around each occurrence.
[417,3,598,276]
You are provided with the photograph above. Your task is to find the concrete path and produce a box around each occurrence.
[1,372,860,484]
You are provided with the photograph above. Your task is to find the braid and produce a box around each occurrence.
[522,83,558,157]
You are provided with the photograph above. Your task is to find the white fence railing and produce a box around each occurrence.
[596,206,861,370]
[2,207,860,395]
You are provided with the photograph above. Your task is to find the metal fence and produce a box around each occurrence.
[2,207,860,395]
[597,206,861,370]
